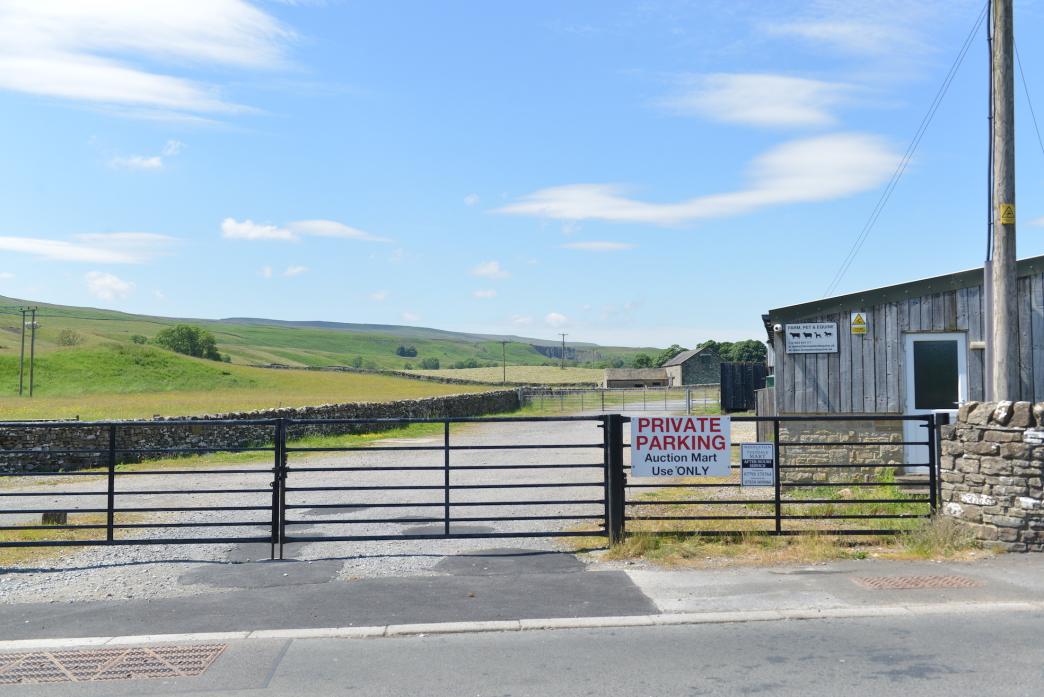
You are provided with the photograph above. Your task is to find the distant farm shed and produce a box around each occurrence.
[662,346,722,386]
[603,368,669,388]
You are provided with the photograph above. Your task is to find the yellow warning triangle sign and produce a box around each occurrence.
[852,313,865,326]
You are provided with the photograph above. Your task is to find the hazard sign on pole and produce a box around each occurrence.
[851,312,867,335]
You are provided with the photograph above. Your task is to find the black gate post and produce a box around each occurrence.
[271,419,287,560]
[772,418,782,534]
[605,414,626,544]
[926,414,938,512]
[106,423,117,542]
[443,420,451,536]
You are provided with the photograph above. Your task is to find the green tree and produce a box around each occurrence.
[419,357,440,369]
[654,344,688,367]
[153,324,222,361]
[130,334,148,345]
[632,353,654,368]
[352,356,364,369]
[727,339,767,363]
[56,329,84,347]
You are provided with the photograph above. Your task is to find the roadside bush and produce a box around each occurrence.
[56,329,84,347]
[153,324,222,361]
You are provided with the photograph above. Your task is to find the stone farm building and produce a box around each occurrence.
[757,253,1044,472]
[603,368,670,388]
[662,346,722,385]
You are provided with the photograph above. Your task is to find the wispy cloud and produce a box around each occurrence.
[260,265,273,278]
[471,260,510,279]
[498,133,897,225]
[473,289,497,299]
[0,1,293,117]
[369,290,388,301]
[221,218,388,242]
[659,74,851,128]
[0,232,175,263]
[464,193,480,206]
[545,312,568,328]
[561,241,636,252]
[1031,217,1044,227]
[282,265,307,277]
[511,315,533,326]
[110,140,185,170]
[85,271,134,300]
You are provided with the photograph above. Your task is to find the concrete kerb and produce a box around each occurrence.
[3,602,1043,651]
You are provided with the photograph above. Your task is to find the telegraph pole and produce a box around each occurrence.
[28,308,38,397]
[559,333,567,370]
[500,340,508,384]
[990,0,1017,400]
[17,307,27,396]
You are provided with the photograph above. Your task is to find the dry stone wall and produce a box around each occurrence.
[777,418,904,484]
[0,390,521,473]
[940,400,1044,552]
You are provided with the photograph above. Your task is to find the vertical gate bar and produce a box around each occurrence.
[601,415,611,536]
[686,388,692,415]
[773,418,782,534]
[926,415,938,512]
[444,420,451,536]
[606,414,626,544]
[643,388,646,410]
[270,420,282,560]
[278,418,288,560]
[106,423,117,542]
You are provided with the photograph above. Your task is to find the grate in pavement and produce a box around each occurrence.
[851,575,983,590]
[0,644,226,685]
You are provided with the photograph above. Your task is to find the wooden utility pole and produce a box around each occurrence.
[17,307,27,396]
[28,308,38,397]
[990,0,1018,400]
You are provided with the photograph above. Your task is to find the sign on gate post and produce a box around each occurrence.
[631,416,731,477]
[740,443,775,487]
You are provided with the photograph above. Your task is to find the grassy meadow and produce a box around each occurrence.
[406,366,604,384]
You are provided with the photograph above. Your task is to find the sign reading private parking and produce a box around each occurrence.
[740,443,775,487]
[784,322,838,354]
[631,416,731,477]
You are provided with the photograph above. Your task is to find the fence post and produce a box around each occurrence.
[271,419,285,560]
[580,391,584,412]
[106,423,117,542]
[605,414,626,544]
[601,389,605,412]
[686,388,691,414]
[926,414,939,512]
[773,418,782,534]
[444,420,451,535]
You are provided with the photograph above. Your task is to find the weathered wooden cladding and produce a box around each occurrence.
[769,271,1044,413]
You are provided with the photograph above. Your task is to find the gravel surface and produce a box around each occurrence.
[0,414,756,605]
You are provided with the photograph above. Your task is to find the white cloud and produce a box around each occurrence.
[282,265,307,277]
[1031,217,1044,227]
[464,193,480,206]
[0,1,292,117]
[260,265,273,278]
[659,74,851,128]
[85,271,134,300]
[221,218,387,242]
[473,289,497,299]
[471,260,510,279]
[0,272,14,280]
[545,312,568,327]
[402,311,421,322]
[153,289,167,300]
[0,232,174,263]
[511,314,533,326]
[369,290,388,301]
[110,139,185,170]
[561,241,636,252]
[497,133,897,225]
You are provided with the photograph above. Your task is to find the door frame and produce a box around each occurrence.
[903,332,968,468]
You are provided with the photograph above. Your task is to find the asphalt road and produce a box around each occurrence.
[7,609,1043,696]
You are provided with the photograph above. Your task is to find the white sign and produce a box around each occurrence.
[741,443,775,487]
[631,416,731,477]
[784,322,838,354]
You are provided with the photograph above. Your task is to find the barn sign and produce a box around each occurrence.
[631,416,731,477]
[784,322,838,354]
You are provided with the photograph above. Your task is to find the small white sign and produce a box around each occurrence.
[631,415,731,477]
[741,443,775,487]
[785,322,838,354]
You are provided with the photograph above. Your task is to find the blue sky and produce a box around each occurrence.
[1,0,1043,348]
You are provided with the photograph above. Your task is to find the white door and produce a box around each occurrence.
[903,333,968,469]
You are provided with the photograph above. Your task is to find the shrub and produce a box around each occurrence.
[153,324,222,361]
[419,357,440,370]
[352,356,364,369]
[395,345,418,357]
[56,329,84,347]
[130,334,148,345]
[631,353,654,368]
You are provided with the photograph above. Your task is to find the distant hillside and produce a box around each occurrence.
[0,295,659,374]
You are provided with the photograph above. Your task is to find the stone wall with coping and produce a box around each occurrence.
[775,418,905,484]
[939,400,1044,552]
[0,389,521,474]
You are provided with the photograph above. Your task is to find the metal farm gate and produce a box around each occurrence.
[0,414,939,559]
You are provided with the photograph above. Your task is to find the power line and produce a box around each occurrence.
[1014,41,1044,160]
[822,1,989,298]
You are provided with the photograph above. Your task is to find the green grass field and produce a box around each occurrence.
[406,366,603,384]
[0,344,488,420]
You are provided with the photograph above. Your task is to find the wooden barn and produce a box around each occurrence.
[759,254,1044,450]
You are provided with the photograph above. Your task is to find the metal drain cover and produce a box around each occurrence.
[852,575,983,590]
[0,644,226,684]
